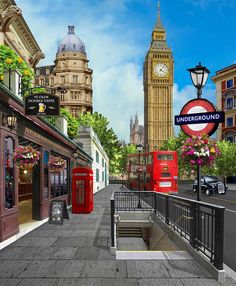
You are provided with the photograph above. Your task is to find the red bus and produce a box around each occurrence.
[127,150,178,194]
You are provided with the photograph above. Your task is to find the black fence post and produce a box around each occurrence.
[214,207,224,270]
[110,197,115,248]
[165,195,169,225]
[154,193,157,214]
[190,201,197,249]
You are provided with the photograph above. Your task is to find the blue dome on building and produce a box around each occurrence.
[57,26,86,54]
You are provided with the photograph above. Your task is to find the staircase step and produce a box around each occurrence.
[117,227,143,237]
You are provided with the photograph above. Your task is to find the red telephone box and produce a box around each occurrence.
[72,167,94,214]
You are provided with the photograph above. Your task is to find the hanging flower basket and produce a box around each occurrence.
[14,146,40,169]
[180,134,220,170]
[49,156,65,173]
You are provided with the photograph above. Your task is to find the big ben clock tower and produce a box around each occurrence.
[144,1,174,151]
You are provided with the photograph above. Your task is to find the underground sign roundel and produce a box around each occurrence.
[180,98,218,136]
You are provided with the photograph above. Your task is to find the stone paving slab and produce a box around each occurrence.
[0,185,235,286]
[17,278,57,286]
[126,260,170,278]
[56,278,138,286]
[0,279,21,286]
[0,246,25,260]
[138,278,183,286]
[163,259,212,278]
[20,246,58,260]
[17,260,56,278]
[51,247,78,259]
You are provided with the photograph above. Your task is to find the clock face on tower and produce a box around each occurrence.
[153,63,168,77]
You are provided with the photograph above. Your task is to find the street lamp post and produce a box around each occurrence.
[136,143,143,208]
[187,62,210,201]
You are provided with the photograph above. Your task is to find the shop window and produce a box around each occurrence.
[227,79,233,89]
[50,158,68,198]
[96,169,99,182]
[227,117,233,127]
[4,136,15,209]
[96,151,99,163]
[44,151,49,199]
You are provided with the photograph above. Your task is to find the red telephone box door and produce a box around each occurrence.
[72,167,93,214]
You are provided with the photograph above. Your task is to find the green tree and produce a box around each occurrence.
[160,131,190,177]
[45,108,79,139]
[214,140,236,186]
[119,144,137,175]
[77,112,121,174]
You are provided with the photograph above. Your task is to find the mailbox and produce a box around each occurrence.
[72,167,94,214]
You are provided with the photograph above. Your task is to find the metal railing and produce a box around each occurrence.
[110,191,224,270]
[109,179,126,185]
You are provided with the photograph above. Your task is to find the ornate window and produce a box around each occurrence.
[50,157,68,198]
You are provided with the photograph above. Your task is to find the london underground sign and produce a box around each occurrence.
[175,98,224,136]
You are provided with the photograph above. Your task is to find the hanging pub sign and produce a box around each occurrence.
[24,93,60,116]
[174,98,225,136]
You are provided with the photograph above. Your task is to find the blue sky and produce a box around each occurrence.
[15,0,236,142]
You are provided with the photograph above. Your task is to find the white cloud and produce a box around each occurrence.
[14,0,217,143]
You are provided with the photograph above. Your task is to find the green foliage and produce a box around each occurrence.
[161,132,236,181]
[119,144,137,174]
[44,108,79,139]
[160,131,190,177]
[77,112,121,174]
[214,140,236,179]
[0,45,34,91]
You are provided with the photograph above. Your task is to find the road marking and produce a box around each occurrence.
[225,209,236,214]
[209,196,236,205]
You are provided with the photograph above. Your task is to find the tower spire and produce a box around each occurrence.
[155,0,164,30]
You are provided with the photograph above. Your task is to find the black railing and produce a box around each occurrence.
[109,179,126,185]
[110,191,225,270]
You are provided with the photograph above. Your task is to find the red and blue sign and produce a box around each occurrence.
[175,98,225,136]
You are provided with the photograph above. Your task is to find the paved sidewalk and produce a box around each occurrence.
[0,185,235,286]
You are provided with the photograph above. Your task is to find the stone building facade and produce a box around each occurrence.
[0,0,92,243]
[130,113,144,146]
[212,64,236,142]
[143,2,174,151]
[35,26,93,117]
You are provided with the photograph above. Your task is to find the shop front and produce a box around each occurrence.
[0,85,92,242]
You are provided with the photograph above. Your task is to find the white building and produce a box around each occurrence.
[74,126,109,193]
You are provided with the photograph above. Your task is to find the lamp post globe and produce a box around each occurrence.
[187,62,210,98]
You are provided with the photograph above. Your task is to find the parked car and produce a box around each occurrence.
[192,175,227,196]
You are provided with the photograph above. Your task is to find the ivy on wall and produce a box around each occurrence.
[0,44,34,90]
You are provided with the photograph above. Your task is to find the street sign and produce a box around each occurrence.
[175,111,225,125]
[25,93,60,116]
[176,98,224,136]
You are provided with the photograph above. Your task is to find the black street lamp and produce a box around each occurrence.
[187,62,210,99]
[136,143,143,208]
[187,62,210,201]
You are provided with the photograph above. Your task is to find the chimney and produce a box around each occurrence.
[55,116,68,136]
